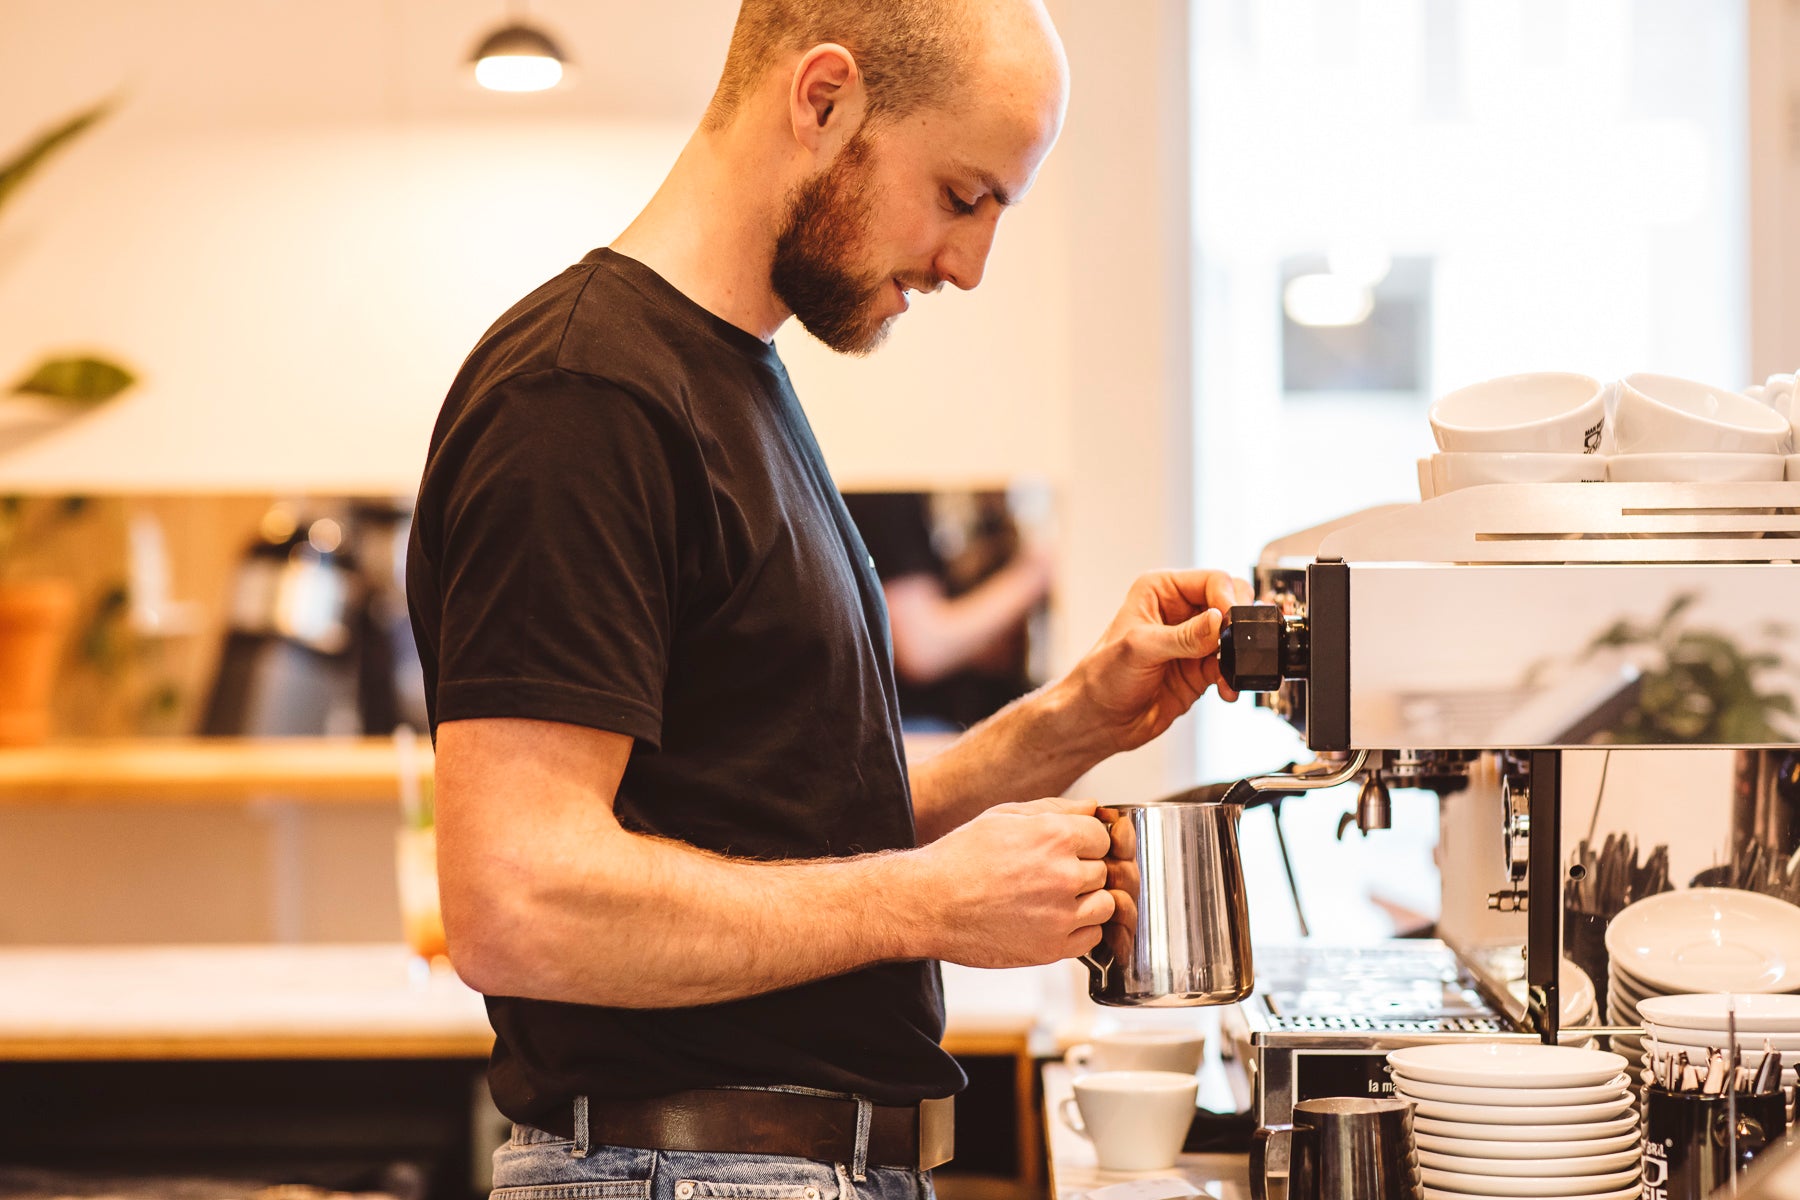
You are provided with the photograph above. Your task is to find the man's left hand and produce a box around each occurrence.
[1060,569,1253,755]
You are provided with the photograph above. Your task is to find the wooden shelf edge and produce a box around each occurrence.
[0,737,432,805]
[0,1033,492,1061]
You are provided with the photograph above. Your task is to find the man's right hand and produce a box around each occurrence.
[911,796,1114,968]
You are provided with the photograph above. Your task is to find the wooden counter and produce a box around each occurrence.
[0,732,960,805]
[0,737,429,804]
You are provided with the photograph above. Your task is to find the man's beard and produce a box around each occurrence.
[769,133,895,356]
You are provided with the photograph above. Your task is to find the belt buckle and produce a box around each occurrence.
[917,1096,955,1170]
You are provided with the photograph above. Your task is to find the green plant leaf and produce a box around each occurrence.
[12,355,135,404]
[1657,593,1698,635]
[0,99,114,216]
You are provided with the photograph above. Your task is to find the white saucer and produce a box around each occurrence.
[1422,1186,1640,1200]
[1646,1022,1800,1050]
[1605,888,1800,994]
[1417,1146,1640,1176]
[1610,992,1653,1020]
[1638,992,1800,1031]
[1413,1129,1641,1159]
[1408,1094,1634,1125]
[1606,451,1786,483]
[1412,1111,1639,1142]
[1388,1044,1626,1088]
[1608,969,1656,1006]
[1420,1164,1639,1196]
[1392,1072,1630,1106]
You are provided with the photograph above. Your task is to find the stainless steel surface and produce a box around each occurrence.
[1251,1097,1422,1200]
[1734,749,1800,885]
[1238,486,1800,750]
[1240,749,1370,796]
[1346,561,1799,748]
[1314,482,1800,565]
[1229,941,1518,1141]
[1211,480,1800,1119]
[1081,802,1254,1007]
[1353,774,1392,833]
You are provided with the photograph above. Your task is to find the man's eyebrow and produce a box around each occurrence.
[955,164,1015,207]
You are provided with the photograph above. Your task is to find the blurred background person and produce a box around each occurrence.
[844,489,1054,733]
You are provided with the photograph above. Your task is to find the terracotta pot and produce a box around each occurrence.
[0,579,76,745]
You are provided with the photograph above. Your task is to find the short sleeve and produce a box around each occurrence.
[842,492,939,583]
[422,369,687,746]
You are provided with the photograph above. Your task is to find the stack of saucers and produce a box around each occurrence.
[1388,1043,1640,1200]
[1636,993,1800,1090]
[1604,889,1800,1072]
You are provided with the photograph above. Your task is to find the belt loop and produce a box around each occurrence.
[851,1097,873,1182]
[572,1094,592,1159]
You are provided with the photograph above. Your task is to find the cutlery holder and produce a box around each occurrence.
[1644,1088,1786,1199]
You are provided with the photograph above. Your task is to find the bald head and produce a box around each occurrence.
[704,0,1064,133]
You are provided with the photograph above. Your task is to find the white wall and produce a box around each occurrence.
[0,0,1202,945]
[1750,0,1800,378]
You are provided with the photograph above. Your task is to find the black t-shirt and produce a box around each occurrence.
[405,248,965,1126]
[843,491,1032,730]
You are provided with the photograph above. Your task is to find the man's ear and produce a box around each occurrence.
[788,43,867,159]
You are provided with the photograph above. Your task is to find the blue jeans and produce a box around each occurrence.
[491,1096,936,1200]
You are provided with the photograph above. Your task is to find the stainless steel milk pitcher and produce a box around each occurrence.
[1080,800,1255,1006]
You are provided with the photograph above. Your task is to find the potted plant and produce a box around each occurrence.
[0,99,138,744]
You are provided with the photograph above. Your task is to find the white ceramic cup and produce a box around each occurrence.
[1416,457,1436,501]
[1059,1070,1199,1172]
[1430,451,1607,493]
[1614,372,1792,454]
[1745,373,1798,423]
[1607,452,1786,483]
[1429,372,1607,453]
[1064,1029,1206,1076]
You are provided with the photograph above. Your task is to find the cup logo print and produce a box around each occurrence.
[1584,419,1604,453]
[1643,1139,1669,1200]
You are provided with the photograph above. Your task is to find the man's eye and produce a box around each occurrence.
[946,189,977,216]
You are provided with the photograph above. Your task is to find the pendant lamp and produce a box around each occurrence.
[470,8,568,93]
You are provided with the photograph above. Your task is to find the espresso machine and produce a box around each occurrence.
[1186,482,1800,1131]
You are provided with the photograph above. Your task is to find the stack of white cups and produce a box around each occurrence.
[1419,371,1800,496]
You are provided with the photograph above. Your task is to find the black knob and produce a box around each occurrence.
[1219,605,1308,693]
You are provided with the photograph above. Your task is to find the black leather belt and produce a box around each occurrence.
[547,1088,955,1171]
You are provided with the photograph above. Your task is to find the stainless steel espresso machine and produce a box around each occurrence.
[1193,482,1800,1131]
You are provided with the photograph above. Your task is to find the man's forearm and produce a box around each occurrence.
[449,825,936,1008]
[909,680,1111,842]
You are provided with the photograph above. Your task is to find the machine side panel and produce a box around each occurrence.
[1346,562,1800,749]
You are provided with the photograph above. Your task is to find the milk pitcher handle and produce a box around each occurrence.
[1249,1124,1294,1200]
[1079,941,1115,992]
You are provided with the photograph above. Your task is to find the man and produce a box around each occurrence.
[406,1,1247,1197]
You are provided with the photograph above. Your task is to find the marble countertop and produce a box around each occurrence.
[1043,1060,1251,1200]
[0,943,1070,1060]
[0,942,492,1057]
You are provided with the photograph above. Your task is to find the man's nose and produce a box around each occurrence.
[935,215,1001,291]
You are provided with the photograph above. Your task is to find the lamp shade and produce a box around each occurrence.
[470,23,567,92]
